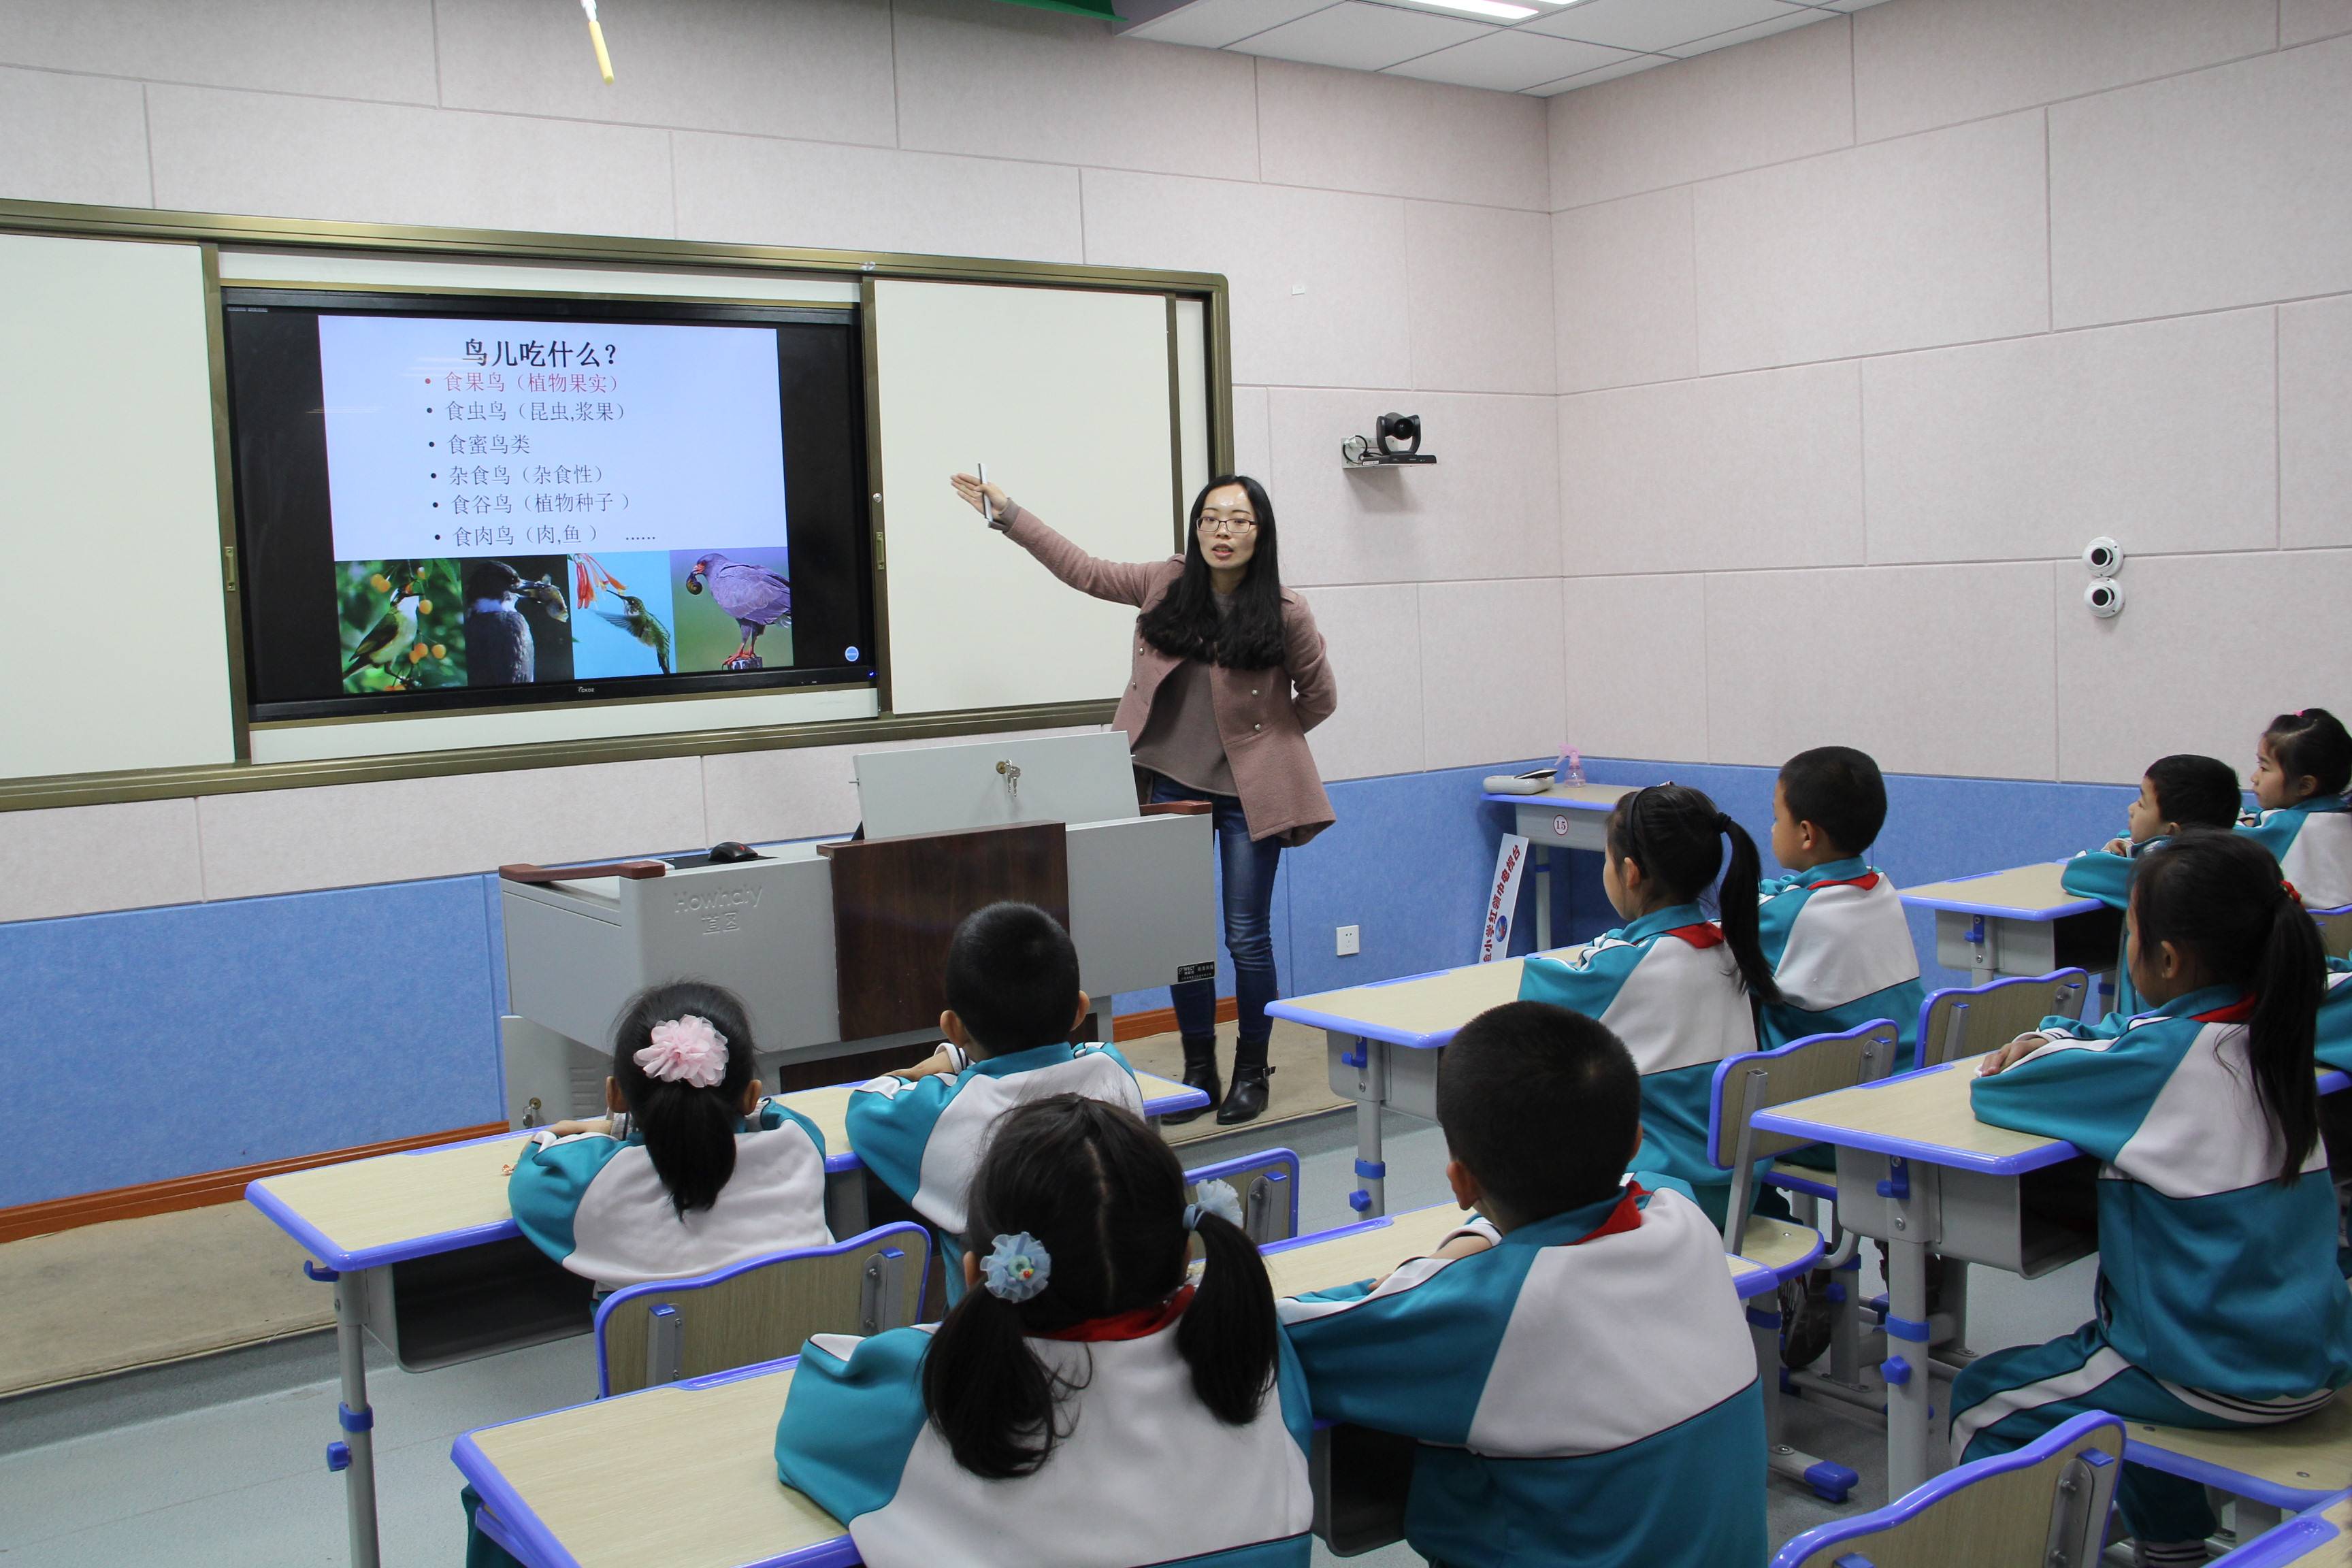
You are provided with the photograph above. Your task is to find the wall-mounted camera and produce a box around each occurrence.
[2082,537,2124,575]
[2085,579,2125,619]
[2081,536,2124,619]
[1341,412,1436,468]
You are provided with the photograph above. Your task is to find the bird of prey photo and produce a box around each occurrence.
[343,585,421,684]
[465,561,570,685]
[685,551,791,670]
[594,591,672,675]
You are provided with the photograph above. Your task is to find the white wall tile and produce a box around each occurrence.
[1531,54,1671,95]
[1232,385,1274,481]
[0,798,203,923]
[1546,16,1852,211]
[2051,35,2352,327]
[1405,201,1555,395]
[1418,578,1567,770]
[436,0,895,147]
[0,0,437,103]
[1561,574,1708,764]
[1559,361,1864,575]
[1863,309,2277,565]
[1851,0,2276,144]
[146,86,676,237]
[1554,186,1696,393]
[1392,32,1644,96]
[1659,7,1835,58]
[1270,389,1559,586]
[894,0,1258,182]
[195,760,708,900]
[2283,0,2352,46]
[1693,111,2048,373]
[1706,561,2058,778]
[1256,57,1549,212]
[1235,2,1492,73]
[1082,169,1411,389]
[0,66,149,206]
[1297,583,1426,781]
[2282,295,2352,552]
[673,134,1083,263]
[2056,550,2352,784]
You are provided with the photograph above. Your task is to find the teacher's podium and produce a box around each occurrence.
[497,734,1215,1120]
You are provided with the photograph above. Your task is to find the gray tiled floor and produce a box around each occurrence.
[0,1107,2095,1566]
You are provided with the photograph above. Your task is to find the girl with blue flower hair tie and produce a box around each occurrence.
[774,1094,1316,1567]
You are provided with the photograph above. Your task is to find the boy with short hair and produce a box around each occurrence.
[1758,746,1927,1065]
[845,901,1141,1298]
[2063,753,2243,1019]
[1278,1000,1765,1568]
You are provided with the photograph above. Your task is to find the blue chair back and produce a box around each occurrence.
[1916,968,2089,1069]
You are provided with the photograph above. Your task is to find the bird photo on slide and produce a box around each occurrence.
[338,559,463,693]
[463,559,572,687]
[595,590,672,675]
[682,550,791,671]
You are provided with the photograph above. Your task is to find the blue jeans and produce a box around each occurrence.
[1148,774,1283,1051]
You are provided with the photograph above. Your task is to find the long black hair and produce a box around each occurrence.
[919,1095,1279,1480]
[1605,785,1781,1005]
[610,981,757,1218]
[1134,475,1288,670]
[2266,709,2352,798]
[2131,833,2325,1184]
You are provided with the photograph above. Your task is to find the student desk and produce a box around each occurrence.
[1478,781,1635,951]
[246,1071,1205,1568]
[1752,1058,2352,1501]
[452,1202,1786,1568]
[1267,955,1554,1215]
[1901,862,2121,984]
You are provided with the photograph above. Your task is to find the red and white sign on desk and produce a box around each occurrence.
[1480,834,1529,962]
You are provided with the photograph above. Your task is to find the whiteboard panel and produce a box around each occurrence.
[0,234,235,781]
[873,280,1177,715]
[1175,295,1211,502]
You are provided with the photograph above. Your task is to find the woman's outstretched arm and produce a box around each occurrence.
[949,472,1166,608]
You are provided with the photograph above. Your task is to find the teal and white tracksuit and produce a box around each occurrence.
[1277,1185,1765,1568]
[2240,797,2352,909]
[1950,987,2352,1544]
[1754,858,1926,1066]
[845,1041,1142,1298]
[506,1101,832,1292]
[772,1299,1317,1567]
[2060,838,2165,1019]
[1518,905,1759,1220]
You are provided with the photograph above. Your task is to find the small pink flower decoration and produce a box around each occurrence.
[636,1015,730,1088]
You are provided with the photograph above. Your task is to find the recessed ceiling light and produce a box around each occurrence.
[1412,0,1539,16]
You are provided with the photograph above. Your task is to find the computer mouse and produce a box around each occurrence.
[708,840,756,864]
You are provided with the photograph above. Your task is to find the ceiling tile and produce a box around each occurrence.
[1657,3,1831,56]
[1126,0,1343,48]
[1386,29,1641,91]
[1526,49,1670,94]
[1524,0,1808,54]
[1230,1,1498,71]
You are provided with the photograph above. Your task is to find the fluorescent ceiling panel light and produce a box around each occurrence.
[1411,0,1537,18]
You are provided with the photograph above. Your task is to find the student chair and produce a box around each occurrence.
[2313,906,2352,962]
[2208,1491,2352,1566]
[1769,1410,2123,1568]
[1709,1018,1901,1503]
[1183,1147,1301,1245]
[593,1222,930,1396]
[2123,1392,2352,1540]
[1915,968,2091,1070]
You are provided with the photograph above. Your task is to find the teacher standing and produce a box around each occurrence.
[949,471,1338,1126]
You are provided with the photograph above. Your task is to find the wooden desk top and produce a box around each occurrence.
[1901,862,2102,921]
[1268,954,1579,1049]
[1750,1057,2079,1177]
[2128,1392,2352,1506]
[248,1071,1203,1273]
[1479,782,1635,811]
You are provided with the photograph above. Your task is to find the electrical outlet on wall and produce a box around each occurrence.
[1335,924,1360,957]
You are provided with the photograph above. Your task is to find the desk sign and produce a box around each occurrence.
[1480,834,1529,963]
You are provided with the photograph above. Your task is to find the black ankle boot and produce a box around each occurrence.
[1161,1034,1220,1125]
[1215,1047,1274,1126]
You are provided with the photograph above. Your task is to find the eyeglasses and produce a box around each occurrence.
[1198,514,1258,536]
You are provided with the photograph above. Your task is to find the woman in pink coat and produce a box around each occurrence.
[949,472,1339,1125]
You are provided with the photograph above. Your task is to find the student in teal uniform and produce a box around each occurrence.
[2240,708,2352,909]
[1517,783,1780,1226]
[2062,753,2243,1019]
[1951,834,2352,1568]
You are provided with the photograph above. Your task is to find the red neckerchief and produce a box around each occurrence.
[1573,1183,1648,1244]
[2193,996,2257,1024]
[1665,921,1727,949]
[1042,1284,1195,1343]
[1808,871,1881,892]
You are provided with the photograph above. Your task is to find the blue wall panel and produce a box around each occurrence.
[0,877,503,1208]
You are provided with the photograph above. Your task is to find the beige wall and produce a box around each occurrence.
[1548,0,2352,787]
[0,0,1560,920]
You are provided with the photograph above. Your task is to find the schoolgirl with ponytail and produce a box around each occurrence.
[1953,834,2352,1566]
[774,1094,1315,1567]
[508,980,833,1292]
[1516,784,1778,1226]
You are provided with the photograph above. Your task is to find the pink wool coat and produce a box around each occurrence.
[1002,505,1337,847]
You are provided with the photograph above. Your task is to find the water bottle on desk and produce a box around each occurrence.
[1555,747,1585,789]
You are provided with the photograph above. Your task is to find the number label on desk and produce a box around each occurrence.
[1552,815,1569,837]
